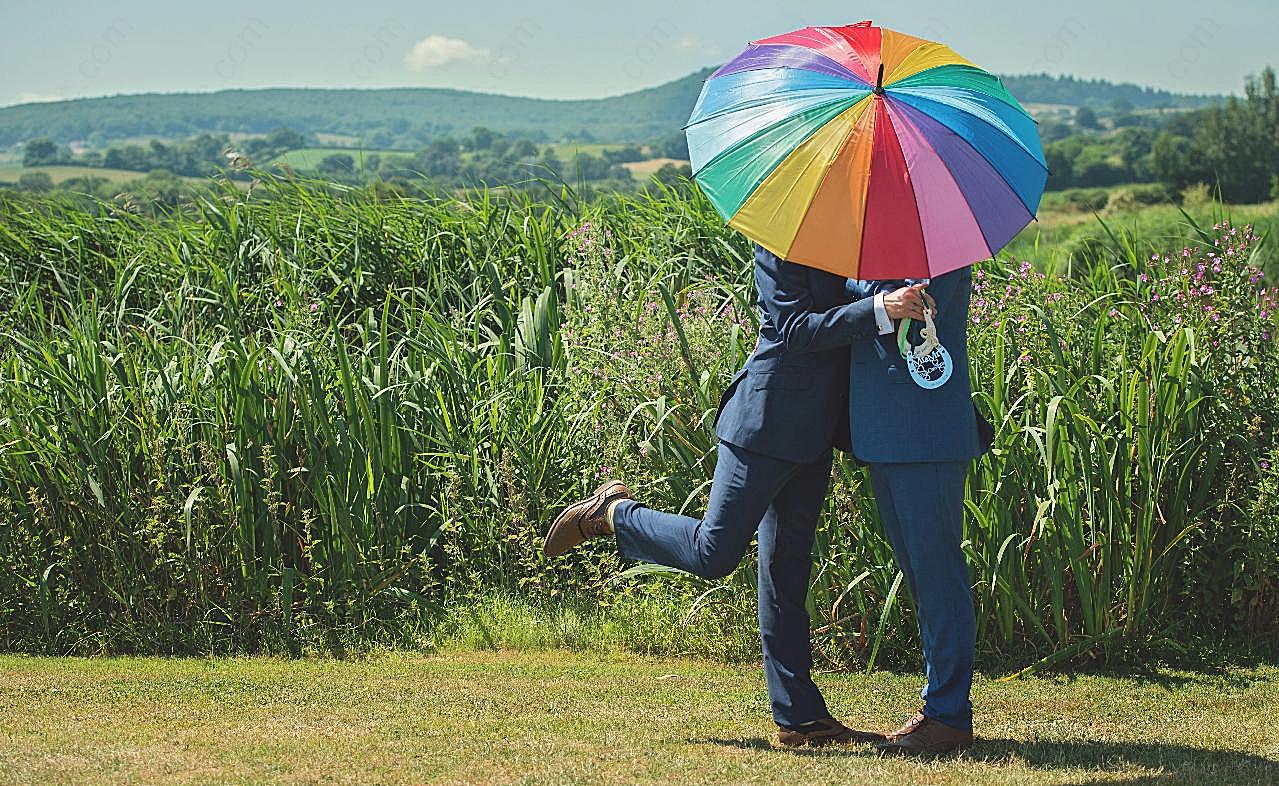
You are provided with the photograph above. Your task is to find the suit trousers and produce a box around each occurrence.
[867,460,975,731]
[611,439,833,728]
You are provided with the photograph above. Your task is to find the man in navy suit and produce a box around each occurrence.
[543,243,931,747]
[846,267,987,756]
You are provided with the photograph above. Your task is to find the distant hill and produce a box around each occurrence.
[0,68,1225,150]
[999,73,1223,110]
[0,70,717,150]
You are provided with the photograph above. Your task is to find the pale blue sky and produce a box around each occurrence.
[1,1,1272,107]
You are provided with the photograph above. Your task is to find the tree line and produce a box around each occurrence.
[16,124,691,195]
[1041,67,1278,202]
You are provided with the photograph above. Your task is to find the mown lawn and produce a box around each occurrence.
[1,650,1276,785]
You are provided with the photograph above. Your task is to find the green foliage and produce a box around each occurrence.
[0,175,1275,671]
[16,125,664,199]
[15,172,53,193]
[1155,67,1279,203]
[22,138,68,167]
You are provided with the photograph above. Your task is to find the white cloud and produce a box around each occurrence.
[403,35,490,70]
[674,37,719,57]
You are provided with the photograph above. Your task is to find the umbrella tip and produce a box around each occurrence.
[874,63,885,95]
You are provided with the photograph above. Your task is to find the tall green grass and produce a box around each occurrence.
[0,173,1275,669]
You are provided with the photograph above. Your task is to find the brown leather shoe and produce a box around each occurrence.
[775,717,887,748]
[875,709,973,757]
[542,481,631,557]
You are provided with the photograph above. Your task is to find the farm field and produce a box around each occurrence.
[623,157,690,179]
[0,164,177,185]
[270,146,409,170]
[544,141,629,159]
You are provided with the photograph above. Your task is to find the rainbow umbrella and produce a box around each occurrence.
[684,21,1047,279]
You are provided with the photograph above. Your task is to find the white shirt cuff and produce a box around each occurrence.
[873,292,894,335]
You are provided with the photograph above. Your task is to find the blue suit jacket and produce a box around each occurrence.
[713,244,880,464]
[846,267,986,463]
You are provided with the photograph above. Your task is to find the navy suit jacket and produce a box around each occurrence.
[713,244,879,464]
[846,267,987,463]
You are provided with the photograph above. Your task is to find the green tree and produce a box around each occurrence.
[17,171,54,192]
[417,138,461,178]
[509,139,538,159]
[265,127,306,151]
[649,162,692,190]
[1044,141,1077,189]
[536,148,563,180]
[603,145,644,164]
[650,131,690,160]
[1075,106,1100,131]
[22,137,64,166]
[468,127,497,151]
[1113,127,1155,180]
[318,153,355,175]
[1191,68,1277,202]
[1152,132,1207,190]
[1072,146,1126,187]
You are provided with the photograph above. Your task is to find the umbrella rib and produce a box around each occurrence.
[892,88,1048,171]
[889,97,1040,233]
[887,108,940,266]
[891,64,1038,122]
[692,95,866,182]
[781,104,876,274]
[890,104,996,264]
[712,45,873,88]
[770,105,869,257]
[684,88,870,130]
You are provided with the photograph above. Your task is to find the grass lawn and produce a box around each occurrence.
[1,650,1276,785]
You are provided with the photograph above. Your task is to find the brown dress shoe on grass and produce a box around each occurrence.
[875,710,973,757]
[775,717,887,748]
[542,481,631,557]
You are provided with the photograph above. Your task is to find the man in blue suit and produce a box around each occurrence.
[543,243,931,747]
[847,267,988,756]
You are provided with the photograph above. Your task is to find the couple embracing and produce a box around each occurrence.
[543,243,991,756]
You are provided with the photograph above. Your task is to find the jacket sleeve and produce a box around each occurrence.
[755,249,880,354]
[845,278,915,298]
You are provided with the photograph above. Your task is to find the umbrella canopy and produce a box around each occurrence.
[685,21,1047,279]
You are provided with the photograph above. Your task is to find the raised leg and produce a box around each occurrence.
[611,440,797,580]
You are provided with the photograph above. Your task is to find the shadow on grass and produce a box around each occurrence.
[693,735,1279,782]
